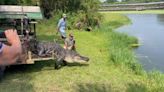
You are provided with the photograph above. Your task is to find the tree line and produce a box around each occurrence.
[0,0,100,18]
[40,0,100,18]
[0,0,101,28]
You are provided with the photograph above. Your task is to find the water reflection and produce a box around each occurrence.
[157,14,164,25]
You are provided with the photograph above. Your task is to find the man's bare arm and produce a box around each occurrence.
[0,29,22,65]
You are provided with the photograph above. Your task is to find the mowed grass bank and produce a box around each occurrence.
[0,13,164,92]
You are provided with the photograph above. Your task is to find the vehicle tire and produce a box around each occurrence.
[0,66,6,80]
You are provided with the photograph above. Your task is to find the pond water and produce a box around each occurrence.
[117,14,164,72]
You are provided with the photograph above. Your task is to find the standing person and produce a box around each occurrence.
[24,15,30,35]
[64,33,76,51]
[0,29,22,65]
[24,15,29,30]
[57,13,67,39]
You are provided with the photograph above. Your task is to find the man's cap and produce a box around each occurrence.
[63,13,67,18]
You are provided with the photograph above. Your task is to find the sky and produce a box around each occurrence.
[100,0,106,2]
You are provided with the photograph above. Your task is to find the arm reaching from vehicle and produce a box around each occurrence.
[0,29,22,65]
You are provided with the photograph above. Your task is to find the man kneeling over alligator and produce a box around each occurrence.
[29,40,89,69]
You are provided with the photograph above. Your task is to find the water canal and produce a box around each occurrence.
[117,14,164,72]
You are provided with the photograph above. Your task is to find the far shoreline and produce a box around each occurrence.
[99,10,164,14]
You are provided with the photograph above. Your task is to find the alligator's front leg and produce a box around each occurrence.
[54,58,64,69]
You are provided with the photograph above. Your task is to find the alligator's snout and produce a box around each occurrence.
[80,56,89,62]
[84,57,89,62]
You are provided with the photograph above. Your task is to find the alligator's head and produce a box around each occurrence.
[64,50,89,63]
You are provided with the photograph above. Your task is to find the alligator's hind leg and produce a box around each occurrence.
[0,66,6,80]
[38,45,45,56]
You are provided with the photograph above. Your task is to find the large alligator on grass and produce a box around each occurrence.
[0,40,89,78]
[29,40,89,69]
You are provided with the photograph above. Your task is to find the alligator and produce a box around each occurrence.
[29,40,89,69]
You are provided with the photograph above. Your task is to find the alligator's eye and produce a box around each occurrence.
[74,56,80,59]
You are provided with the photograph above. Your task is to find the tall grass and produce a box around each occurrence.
[107,30,142,74]
[101,13,164,91]
[97,13,142,74]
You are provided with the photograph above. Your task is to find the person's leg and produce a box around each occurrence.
[60,31,66,40]
[61,36,66,39]
[72,45,76,51]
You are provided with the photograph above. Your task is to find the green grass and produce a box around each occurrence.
[0,13,164,92]
[100,10,164,14]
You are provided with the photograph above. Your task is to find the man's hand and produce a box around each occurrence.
[0,29,22,65]
[5,29,21,46]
